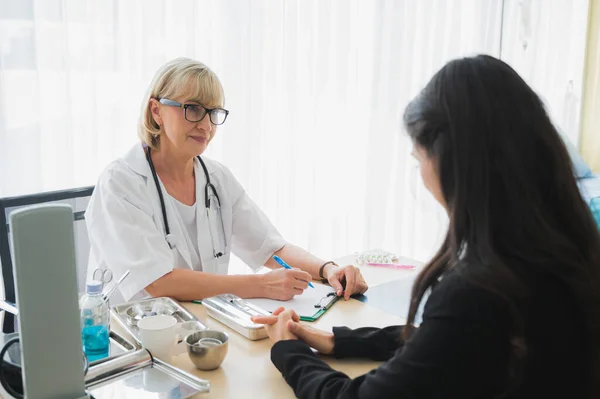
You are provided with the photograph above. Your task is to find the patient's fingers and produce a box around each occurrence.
[251,315,278,324]
[251,307,300,324]
[272,307,286,316]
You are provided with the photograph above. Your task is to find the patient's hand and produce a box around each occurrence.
[252,307,299,343]
[252,308,335,354]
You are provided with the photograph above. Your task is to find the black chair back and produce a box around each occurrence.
[0,186,94,333]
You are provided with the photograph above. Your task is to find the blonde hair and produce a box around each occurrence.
[138,58,225,149]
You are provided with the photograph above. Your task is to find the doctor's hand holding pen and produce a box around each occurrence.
[259,267,314,301]
[256,263,368,301]
[262,245,368,300]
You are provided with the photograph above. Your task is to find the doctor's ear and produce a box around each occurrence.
[149,98,163,127]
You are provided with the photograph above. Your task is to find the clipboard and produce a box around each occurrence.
[196,284,339,330]
[297,292,339,321]
[244,283,340,322]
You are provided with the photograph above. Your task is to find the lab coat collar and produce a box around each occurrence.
[122,143,217,178]
[122,143,153,178]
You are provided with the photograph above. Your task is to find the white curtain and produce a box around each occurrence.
[500,0,590,145]
[0,0,588,274]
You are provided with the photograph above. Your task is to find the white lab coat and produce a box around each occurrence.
[86,144,286,302]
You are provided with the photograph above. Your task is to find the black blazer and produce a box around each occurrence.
[271,268,589,398]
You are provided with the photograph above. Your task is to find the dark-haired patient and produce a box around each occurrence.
[252,55,600,399]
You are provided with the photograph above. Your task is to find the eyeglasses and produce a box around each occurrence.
[158,98,229,125]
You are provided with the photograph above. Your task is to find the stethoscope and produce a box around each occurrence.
[144,145,227,258]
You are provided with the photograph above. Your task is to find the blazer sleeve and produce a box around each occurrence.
[270,272,511,399]
[332,326,405,361]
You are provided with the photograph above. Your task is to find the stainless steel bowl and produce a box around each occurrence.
[185,330,229,371]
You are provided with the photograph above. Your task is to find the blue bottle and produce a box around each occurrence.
[591,197,600,230]
[80,280,110,362]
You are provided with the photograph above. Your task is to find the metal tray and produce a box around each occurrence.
[202,294,270,341]
[87,349,210,398]
[108,330,136,355]
[111,297,206,345]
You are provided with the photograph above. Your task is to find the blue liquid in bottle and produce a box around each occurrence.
[80,280,110,363]
[82,324,109,362]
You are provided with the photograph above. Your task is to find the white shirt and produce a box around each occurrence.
[85,144,287,302]
[169,195,202,271]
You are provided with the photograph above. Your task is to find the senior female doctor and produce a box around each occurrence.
[86,58,368,303]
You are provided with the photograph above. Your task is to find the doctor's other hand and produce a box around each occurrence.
[325,264,368,300]
[260,268,313,300]
[251,307,334,354]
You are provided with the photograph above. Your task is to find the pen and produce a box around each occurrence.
[366,262,416,270]
[273,255,315,288]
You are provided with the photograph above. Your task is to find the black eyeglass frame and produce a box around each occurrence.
[158,98,229,125]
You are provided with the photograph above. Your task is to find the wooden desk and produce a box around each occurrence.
[173,299,405,398]
[167,255,422,398]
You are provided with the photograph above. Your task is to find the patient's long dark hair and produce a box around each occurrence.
[403,55,600,395]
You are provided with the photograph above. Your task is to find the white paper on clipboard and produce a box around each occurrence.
[246,283,337,318]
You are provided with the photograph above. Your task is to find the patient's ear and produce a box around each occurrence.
[415,145,446,210]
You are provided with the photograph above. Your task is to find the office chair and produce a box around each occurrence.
[0,186,94,333]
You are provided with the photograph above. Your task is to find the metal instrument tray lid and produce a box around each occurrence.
[202,294,270,341]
